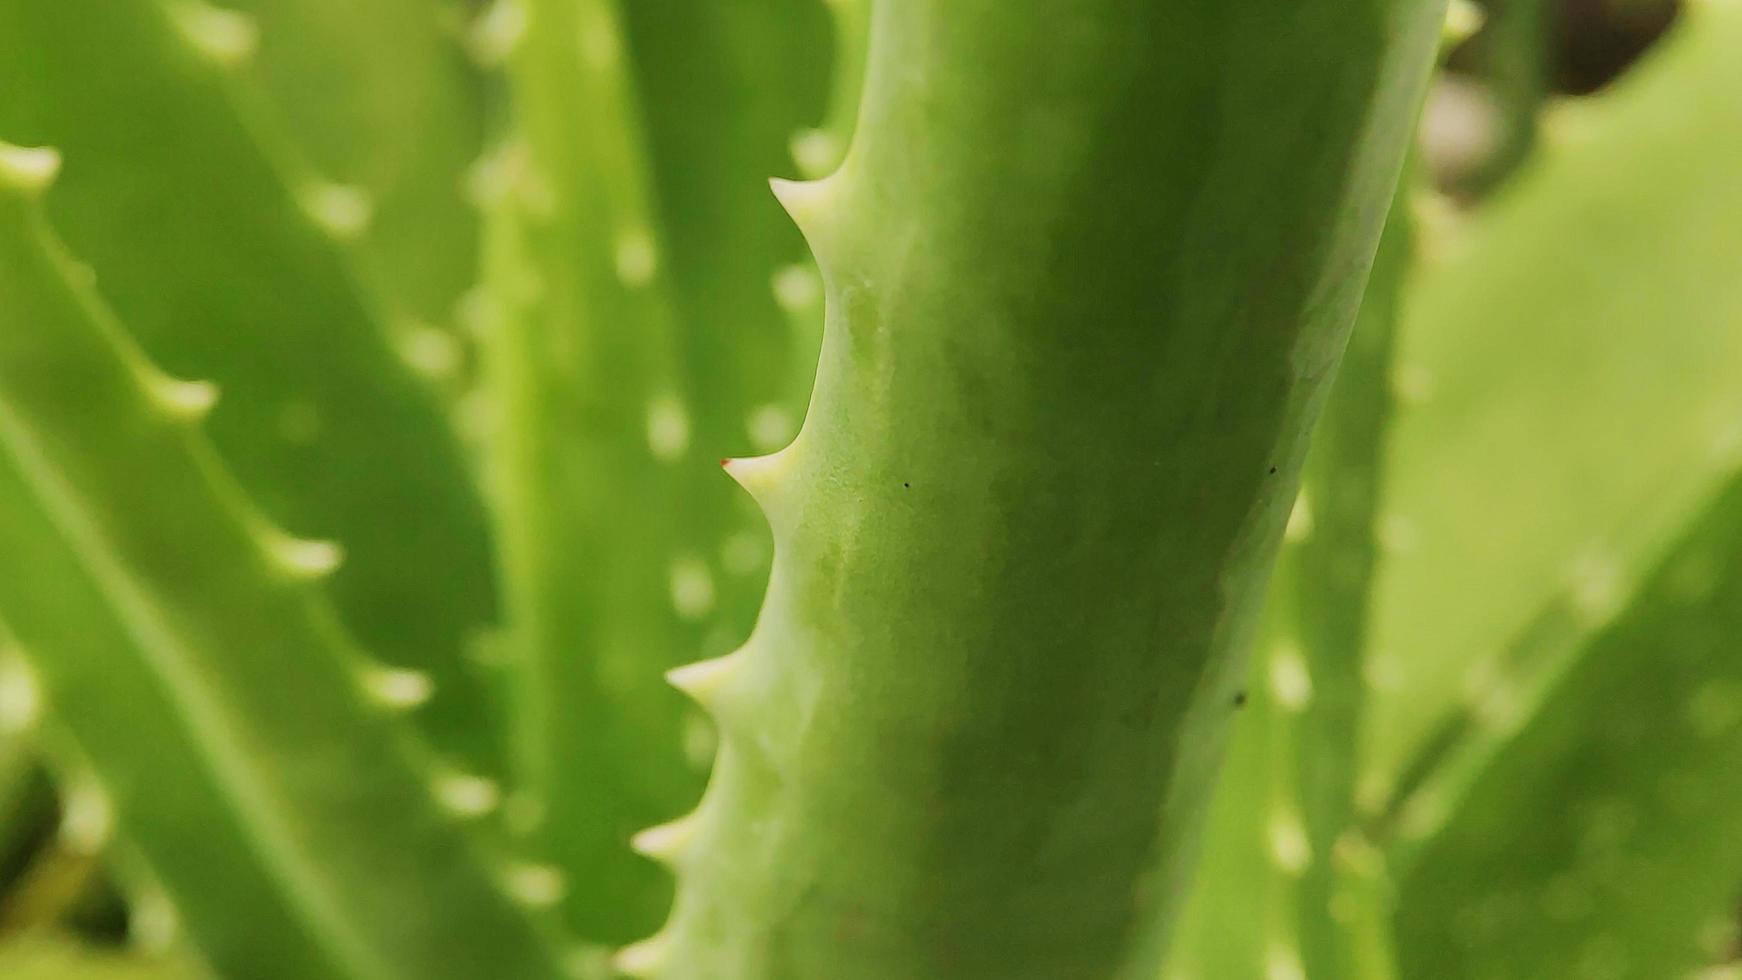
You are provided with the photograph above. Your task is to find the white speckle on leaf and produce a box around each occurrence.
[0,657,41,735]
[577,12,620,70]
[363,666,434,712]
[1376,512,1418,554]
[503,863,567,907]
[1284,492,1314,543]
[1268,809,1312,876]
[169,2,258,67]
[1391,364,1435,405]
[470,0,527,65]
[614,228,659,287]
[270,536,345,579]
[646,397,690,462]
[1265,945,1305,980]
[669,557,715,620]
[1270,642,1313,712]
[300,183,373,240]
[772,263,822,313]
[0,142,61,191]
[720,530,766,576]
[1568,549,1625,626]
[789,128,841,176]
[149,377,220,423]
[434,773,501,819]
[60,778,113,854]
[397,323,462,382]
[130,888,180,953]
[683,713,717,770]
[747,404,795,452]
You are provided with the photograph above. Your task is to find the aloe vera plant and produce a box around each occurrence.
[1,0,1740,977]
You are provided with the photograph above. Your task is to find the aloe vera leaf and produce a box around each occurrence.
[786,0,868,179]
[1165,189,1414,980]
[620,0,1447,974]
[477,0,706,947]
[621,0,834,449]
[477,0,841,948]
[1361,0,1742,837]
[0,0,501,771]
[0,147,567,980]
[224,0,486,341]
[616,0,835,642]
[1394,462,1742,979]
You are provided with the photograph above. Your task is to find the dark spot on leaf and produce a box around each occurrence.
[1233,690,1248,708]
[903,482,910,489]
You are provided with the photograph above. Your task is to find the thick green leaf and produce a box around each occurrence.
[633,0,1445,975]
[229,0,487,338]
[0,150,567,980]
[1363,0,1742,829]
[477,0,833,948]
[1396,461,1742,979]
[1166,192,1414,980]
[0,0,501,772]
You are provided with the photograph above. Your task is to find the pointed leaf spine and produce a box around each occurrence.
[165,0,260,68]
[630,814,699,868]
[0,142,61,195]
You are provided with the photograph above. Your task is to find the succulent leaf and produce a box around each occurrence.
[1395,460,1742,979]
[478,0,838,948]
[0,156,566,980]
[1363,0,1742,846]
[0,0,502,772]
[1166,187,1415,980]
[639,0,1447,974]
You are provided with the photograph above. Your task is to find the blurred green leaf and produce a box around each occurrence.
[0,154,566,980]
[0,0,502,772]
[1364,0,1742,835]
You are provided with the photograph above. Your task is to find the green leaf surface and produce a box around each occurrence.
[0,0,501,772]
[0,153,567,980]
[636,0,1445,975]
[1166,189,1414,980]
[1363,0,1742,847]
[1396,460,1742,979]
[228,0,487,338]
[477,0,834,949]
